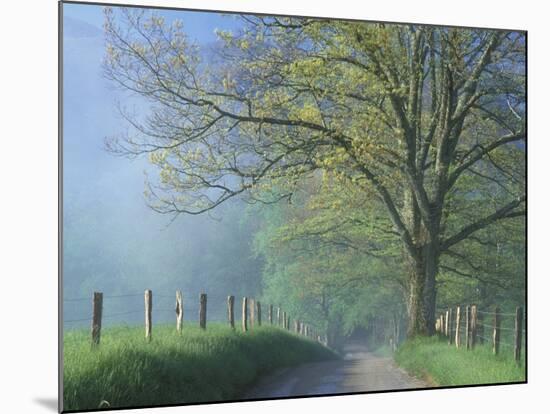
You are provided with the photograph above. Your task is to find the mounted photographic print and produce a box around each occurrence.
[60,1,526,412]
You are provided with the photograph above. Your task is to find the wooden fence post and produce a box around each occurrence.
[268,304,273,325]
[286,314,290,331]
[282,311,287,329]
[470,305,478,349]
[444,310,449,337]
[242,297,248,332]
[455,306,461,348]
[199,293,207,330]
[514,307,523,363]
[493,306,501,355]
[249,298,255,327]
[176,290,183,334]
[294,320,299,333]
[465,305,471,350]
[448,308,454,345]
[227,295,235,329]
[91,292,103,346]
[256,301,262,326]
[277,307,281,326]
[145,289,152,342]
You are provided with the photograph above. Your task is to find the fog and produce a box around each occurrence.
[62,10,262,328]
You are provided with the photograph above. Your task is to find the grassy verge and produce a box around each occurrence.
[63,324,337,411]
[394,336,525,387]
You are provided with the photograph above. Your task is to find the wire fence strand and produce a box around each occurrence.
[476,309,518,317]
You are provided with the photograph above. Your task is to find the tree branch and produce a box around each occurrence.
[441,195,526,251]
[448,131,525,188]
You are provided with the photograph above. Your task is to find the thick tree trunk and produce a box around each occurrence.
[422,245,438,336]
[406,243,438,337]
[402,184,440,337]
[407,259,427,336]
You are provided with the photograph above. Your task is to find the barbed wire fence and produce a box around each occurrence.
[435,304,525,364]
[63,290,329,347]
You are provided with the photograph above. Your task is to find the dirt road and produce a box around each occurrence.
[244,340,428,399]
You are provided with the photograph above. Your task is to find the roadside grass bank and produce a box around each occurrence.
[63,324,337,411]
[394,336,525,387]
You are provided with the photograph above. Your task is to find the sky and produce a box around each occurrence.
[62,2,257,327]
[63,2,240,43]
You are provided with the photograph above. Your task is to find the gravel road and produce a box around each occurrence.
[243,340,428,399]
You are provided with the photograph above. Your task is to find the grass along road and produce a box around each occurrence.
[395,336,526,386]
[63,324,336,411]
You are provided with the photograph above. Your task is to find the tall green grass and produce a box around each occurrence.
[395,336,525,386]
[63,324,337,412]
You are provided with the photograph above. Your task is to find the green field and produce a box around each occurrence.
[395,336,526,387]
[63,324,337,411]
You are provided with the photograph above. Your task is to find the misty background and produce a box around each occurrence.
[63,4,262,326]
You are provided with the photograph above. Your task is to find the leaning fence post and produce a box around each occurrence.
[145,289,152,342]
[455,306,461,348]
[176,290,183,334]
[470,305,478,349]
[242,297,248,332]
[91,291,103,346]
[514,307,523,363]
[268,304,273,325]
[465,305,471,350]
[199,293,207,330]
[256,301,262,326]
[227,295,235,329]
[493,306,501,355]
[448,308,454,345]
